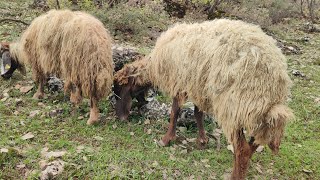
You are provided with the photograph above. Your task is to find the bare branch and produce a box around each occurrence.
[0,18,29,26]
[56,0,61,9]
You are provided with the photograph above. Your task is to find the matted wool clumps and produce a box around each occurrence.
[115,19,293,145]
[11,9,113,99]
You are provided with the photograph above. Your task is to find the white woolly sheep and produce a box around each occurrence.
[113,19,293,179]
[0,10,114,125]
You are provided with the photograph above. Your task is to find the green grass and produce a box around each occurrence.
[1,1,320,179]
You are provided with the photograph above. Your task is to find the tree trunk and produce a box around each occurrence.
[307,0,316,22]
[300,0,306,17]
[56,0,60,9]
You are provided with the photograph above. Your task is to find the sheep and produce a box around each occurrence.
[0,10,114,125]
[113,19,293,179]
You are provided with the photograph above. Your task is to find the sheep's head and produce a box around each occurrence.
[0,42,26,79]
[113,59,151,121]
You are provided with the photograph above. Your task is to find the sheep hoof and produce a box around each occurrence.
[158,135,176,147]
[157,140,167,147]
[196,136,209,150]
[86,118,99,125]
[33,92,44,99]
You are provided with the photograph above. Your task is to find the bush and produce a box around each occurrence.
[221,0,300,27]
[268,0,300,24]
[92,2,170,44]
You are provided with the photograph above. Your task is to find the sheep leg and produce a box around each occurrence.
[195,105,208,149]
[159,96,181,146]
[70,84,83,105]
[33,73,46,99]
[231,130,258,180]
[87,96,100,125]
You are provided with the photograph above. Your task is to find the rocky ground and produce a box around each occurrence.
[0,0,320,179]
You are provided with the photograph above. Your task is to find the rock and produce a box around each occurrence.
[314,98,320,105]
[40,160,65,180]
[47,76,63,92]
[302,22,320,33]
[42,150,67,159]
[227,144,234,153]
[276,39,301,55]
[178,126,187,133]
[139,97,170,119]
[94,136,104,141]
[20,85,34,93]
[112,44,143,72]
[0,148,9,153]
[14,84,22,89]
[144,119,151,125]
[1,97,8,102]
[21,132,35,140]
[49,108,63,118]
[3,88,10,93]
[256,146,264,153]
[29,110,41,117]
[16,163,26,169]
[292,70,306,78]
[15,98,23,105]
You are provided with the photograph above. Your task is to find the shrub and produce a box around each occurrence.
[92,3,170,44]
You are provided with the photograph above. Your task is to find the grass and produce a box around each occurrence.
[1,1,320,179]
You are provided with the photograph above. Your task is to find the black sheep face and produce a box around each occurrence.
[0,43,26,79]
[1,50,17,79]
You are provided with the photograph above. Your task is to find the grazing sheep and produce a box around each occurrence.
[0,10,114,125]
[114,19,293,179]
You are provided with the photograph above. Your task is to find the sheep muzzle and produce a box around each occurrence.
[1,51,15,79]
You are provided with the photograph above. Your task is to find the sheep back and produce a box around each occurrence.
[18,9,113,99]
[148,19,293,144]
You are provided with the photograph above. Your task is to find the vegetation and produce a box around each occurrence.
[0,0,319,179]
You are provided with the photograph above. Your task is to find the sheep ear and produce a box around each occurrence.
[0,42,10,51]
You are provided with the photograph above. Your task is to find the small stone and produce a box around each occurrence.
[144,119,151,125]
[186,138,197,143]
[38,102,45,107]
[1,97,8,102]
[3,89,10,93]
[178,127,187,133]
[112,124,117,129]
[0,148,9,153]
[21,132,34,140]
[14,84,22,89]
[94,136,104,141]
[83,156,88,162]
[19,85,34,93]
[152,161,159,167]
[180,149,188,154]
[15,98,23,105]
[29,110,40,118]
[39,160,47,170]
[16,163,26,169]
[227,144,234,153]
[256,146,264,153]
